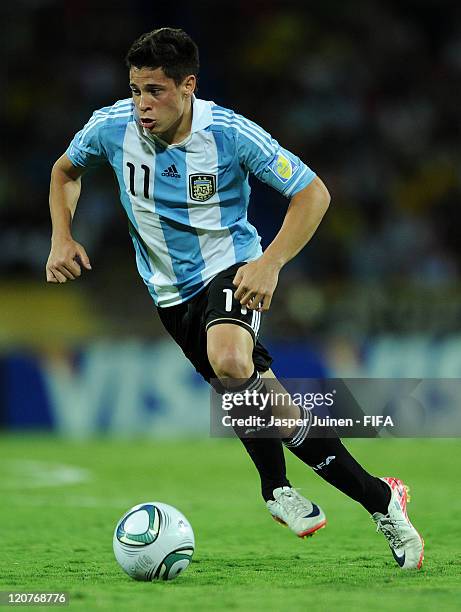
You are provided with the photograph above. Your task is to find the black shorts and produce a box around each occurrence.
[157,263,273,383]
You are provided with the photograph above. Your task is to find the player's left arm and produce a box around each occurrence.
[233,176,330,311]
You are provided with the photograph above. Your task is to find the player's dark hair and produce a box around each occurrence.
[126,28,199,85]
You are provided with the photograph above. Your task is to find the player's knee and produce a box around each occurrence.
[209,347,253,382]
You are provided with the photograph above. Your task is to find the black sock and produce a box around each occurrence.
[240,436,291,501]
[223,369,291,502]
[284,428,391,514]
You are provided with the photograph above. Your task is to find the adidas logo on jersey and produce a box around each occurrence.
[161,164,181,178]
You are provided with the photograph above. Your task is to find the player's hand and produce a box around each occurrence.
[46,238,92,283]
[233,257,281,312]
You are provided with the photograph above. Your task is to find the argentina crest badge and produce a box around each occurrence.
[189,174,217,202]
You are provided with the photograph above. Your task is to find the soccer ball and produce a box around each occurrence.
[113,502,195,581]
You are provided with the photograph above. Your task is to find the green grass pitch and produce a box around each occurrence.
[1,436,460,611]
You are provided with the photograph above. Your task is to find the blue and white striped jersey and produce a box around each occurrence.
[66,96,316,307]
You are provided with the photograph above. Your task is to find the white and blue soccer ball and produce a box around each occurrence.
[113,502,195,581]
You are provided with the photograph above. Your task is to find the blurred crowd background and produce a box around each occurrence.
[3,0,461,340]
[1,1,461,432]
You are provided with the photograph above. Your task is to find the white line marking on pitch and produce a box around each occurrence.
[6,493,134,508]
[2,460,92,489]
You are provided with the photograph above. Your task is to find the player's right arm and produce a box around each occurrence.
[46,153,92,283]
[46,103,110,283]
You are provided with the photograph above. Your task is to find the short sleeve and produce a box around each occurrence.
[235,114,316,198]
[66,111,108,169]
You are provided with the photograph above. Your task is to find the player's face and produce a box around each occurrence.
[129,66,195,138]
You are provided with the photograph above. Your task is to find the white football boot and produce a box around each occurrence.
[267,486,327,538]
[372,477,424,569]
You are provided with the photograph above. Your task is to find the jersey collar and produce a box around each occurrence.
[190,95,214,133]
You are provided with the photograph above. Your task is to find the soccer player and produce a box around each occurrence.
[46,28,424,569]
